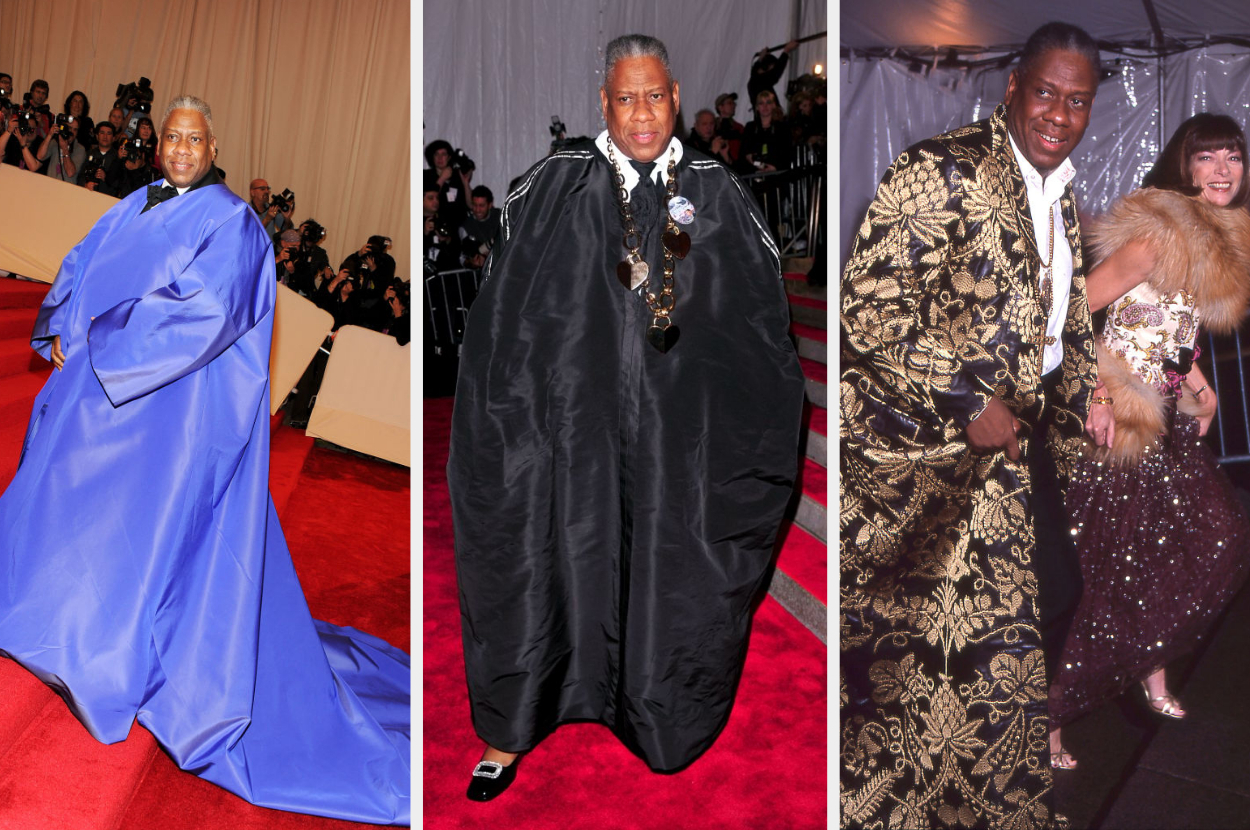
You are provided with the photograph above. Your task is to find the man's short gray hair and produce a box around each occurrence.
[604,34,672,83]
[161,95,214,137]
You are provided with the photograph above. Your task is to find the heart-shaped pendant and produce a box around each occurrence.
[662,231,690,259]
[617,259,648,290]
[646,324,680,353]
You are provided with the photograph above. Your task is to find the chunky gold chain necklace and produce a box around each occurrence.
[1038,206,1057,349]
[606,136,689,353]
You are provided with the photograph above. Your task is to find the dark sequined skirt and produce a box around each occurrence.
[1051,408,1250,726]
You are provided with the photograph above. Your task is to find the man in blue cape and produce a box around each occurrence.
[0,95,410,825]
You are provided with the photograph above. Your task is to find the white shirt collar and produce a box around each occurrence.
[1007,132,1075,204]
[594,130,683,200]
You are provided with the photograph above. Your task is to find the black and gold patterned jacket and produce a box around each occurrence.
[839,105,1097,829]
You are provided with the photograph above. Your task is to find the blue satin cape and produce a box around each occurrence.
[0,183,410,825]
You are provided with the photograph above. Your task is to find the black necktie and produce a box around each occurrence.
[627,160,663,229]
[142,183,178,214]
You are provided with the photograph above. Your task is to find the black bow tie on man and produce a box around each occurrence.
[142,183,178,214]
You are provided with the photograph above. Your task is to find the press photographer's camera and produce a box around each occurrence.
[270,188,295,213]
[54,113,76,141]
[13,108,36,136]
[301,220,326,246]
[125,136,153,163]
[450,148,475,174]
[115,77,154,114]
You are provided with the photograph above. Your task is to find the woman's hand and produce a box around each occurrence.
[50,335,65,370]
[1191,384,1218,435]
[1085,399,1115,447]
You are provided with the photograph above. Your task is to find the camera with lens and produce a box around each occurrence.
[450,148,475,174]
[301,220,326,246]
[367,235,392,259]
[125,136,153,163]
[13,108,36,136]
[270,187,293,213]
[547,114,588,153]
[54,113,76,141]
[115,77,154,114]
[270,188,294,213]
[78,156,102,183]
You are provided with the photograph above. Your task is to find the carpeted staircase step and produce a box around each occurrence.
[0,658,56,761]
[803,401,827,468]
[782,271,827,303]
[791,322,826,364]
[799,357,826,409]
[0,674,161,829]
[0,279,49,310]
[768,522,827,643]
[793,455,827,544]
[0,307,37,340]
[0,337,47,380]
[787,293,826,329]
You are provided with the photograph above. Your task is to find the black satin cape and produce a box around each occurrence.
[447,141,805,771]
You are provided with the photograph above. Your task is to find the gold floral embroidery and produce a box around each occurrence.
[841,104,1096,829]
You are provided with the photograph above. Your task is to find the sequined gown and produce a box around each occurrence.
[1051,281,1250,725]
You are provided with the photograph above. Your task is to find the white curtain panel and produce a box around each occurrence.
[423,0,827,202]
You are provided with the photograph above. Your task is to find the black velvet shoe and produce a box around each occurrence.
[465,756,520,802]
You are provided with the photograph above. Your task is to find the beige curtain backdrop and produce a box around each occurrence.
[0,0,410,280]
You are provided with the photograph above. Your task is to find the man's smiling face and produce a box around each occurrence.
[1004,48,1098,176]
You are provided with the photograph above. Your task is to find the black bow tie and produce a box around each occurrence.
[142,183,178,214]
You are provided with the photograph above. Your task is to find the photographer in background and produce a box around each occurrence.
[286,219,332,297]
[741,88,793,172]
[114,77,154,137]
[0,74,12,100]
[425,138,472,229]
[36,112,86,183]
[24,80,53,144]
[273,228,301,286]
[1,108,38,168]
[115,130,162,197]
[367,279,410,346]
[459,185,499,269]
[62,91,95,153]
[248,178,294,237]
[686,109,736,169]
[78,122,123,194]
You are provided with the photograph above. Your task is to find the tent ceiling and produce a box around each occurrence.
[841,0,1250,52]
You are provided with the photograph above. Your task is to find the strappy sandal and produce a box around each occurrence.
[1142,682,1186,719]
[1049,746,1078,770]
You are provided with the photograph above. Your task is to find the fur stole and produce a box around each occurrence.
[1085,188,1250,465]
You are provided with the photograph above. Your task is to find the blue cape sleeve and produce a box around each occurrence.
[86,208,271,407]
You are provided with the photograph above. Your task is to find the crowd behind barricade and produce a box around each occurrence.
[1,71,409,429]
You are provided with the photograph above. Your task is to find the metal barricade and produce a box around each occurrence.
[424,267,482,357]
[1203,327,1250,485]
[743,143,825,257]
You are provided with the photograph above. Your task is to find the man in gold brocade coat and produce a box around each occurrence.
[840,23,1102,828]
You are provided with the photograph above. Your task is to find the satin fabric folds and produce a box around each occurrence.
[0,183,410,825]
[448,142,805,771]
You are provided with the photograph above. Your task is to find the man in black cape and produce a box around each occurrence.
[448,33,805,801]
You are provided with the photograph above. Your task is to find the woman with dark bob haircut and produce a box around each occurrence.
[1047,112,1250,770]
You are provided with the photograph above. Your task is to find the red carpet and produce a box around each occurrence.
[421,397,827,829]
[0,277,409,829]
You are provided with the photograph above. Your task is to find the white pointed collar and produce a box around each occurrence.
[595,130,683,200]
